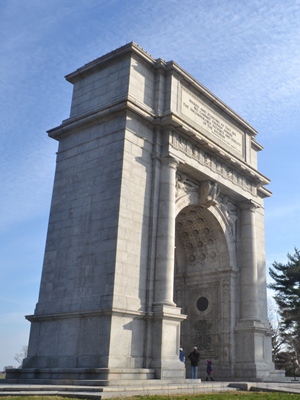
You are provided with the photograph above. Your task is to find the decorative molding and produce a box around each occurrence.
[219,195,237,237]
[171,131,256,195]
[193,320,213,352]
[175,174,198,199]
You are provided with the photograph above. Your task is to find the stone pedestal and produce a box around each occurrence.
[150,305,187,379]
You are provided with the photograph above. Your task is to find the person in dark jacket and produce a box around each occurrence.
[188,347,200,379]
[205,359,214,381]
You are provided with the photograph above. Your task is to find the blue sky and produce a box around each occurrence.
[1,0,300,369]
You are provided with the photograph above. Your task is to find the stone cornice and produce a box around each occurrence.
[26,307,147,322]
[257,186,272,198]
[25,305,189,322]
[252,139,264,151]
[65,42,157,83]
[48,94,157,139]
[47,98,130,139]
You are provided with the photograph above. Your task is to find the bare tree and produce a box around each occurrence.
[14,346,28,366]
[268,297,284,365]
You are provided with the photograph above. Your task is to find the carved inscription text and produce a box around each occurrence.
[181,87,243,155]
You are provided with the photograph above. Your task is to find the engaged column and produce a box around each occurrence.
[154,156,179,306]
[240,201,260,321]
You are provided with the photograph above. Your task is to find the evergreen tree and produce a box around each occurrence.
[269,247,300,330]
[269,247,300,376]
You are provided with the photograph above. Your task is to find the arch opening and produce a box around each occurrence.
[174,204,235,378]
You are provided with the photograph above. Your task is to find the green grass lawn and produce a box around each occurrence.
[0,394,300,400]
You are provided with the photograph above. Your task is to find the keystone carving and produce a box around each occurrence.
[199,180,220,208]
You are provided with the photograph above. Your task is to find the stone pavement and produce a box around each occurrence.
[0,380,300,398]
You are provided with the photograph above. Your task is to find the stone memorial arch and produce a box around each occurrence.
[7,42,282,383]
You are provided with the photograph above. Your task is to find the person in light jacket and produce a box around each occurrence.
[179,347,185,362]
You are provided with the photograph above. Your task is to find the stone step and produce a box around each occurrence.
[0,391,102,399]
[0,384,103,392]
[2,378,198,387]
[5,367,156,383]
[0,381,238,398]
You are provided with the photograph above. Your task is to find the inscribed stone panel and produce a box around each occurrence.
[180,86,244,158]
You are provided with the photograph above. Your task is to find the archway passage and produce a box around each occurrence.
[174,205,234,379]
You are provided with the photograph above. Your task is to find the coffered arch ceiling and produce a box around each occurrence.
[175,205,230,276]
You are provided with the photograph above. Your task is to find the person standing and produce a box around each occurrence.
[205,359,214,381]
[179,347,185,362]
[188,346,200,379]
